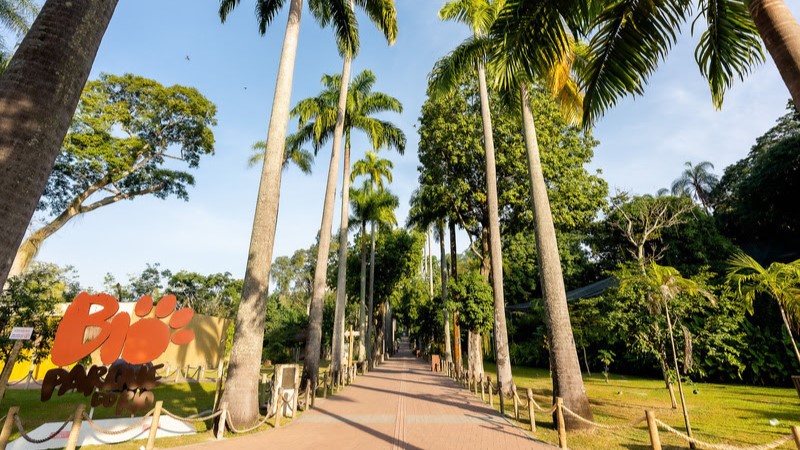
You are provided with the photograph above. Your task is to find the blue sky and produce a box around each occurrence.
[32,0,800,290]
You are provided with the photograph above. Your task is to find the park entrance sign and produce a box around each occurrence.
[41,292,195,414]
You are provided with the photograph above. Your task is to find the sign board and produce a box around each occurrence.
[344,331,360,337]
[9,327,33,340]
[271,364,300,417]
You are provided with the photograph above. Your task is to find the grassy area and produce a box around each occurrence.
[479,363,800,449]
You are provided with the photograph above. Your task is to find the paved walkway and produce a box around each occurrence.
[185,341,553,449]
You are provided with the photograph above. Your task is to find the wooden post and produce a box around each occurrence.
[198,365,204,382]
[212,361,225,412]
[275,388,284,428]
[260,373,268,407]
[145,401,163,450]
[304,384,311,411]
[556,397,567,449]
[792,425,800,450]
[291,380,298,417]
[488,377,494,407]
[64,403,85,450]
[498,380,505,415]
[0,406,18,449]
[646,410,661,450]
[311,379,317,408]
[526,389,535,432]
[323,372,328,399]
[512,384,519,420]
[175,366,182,382]
[480,374,485,401]
[216,402,228,440]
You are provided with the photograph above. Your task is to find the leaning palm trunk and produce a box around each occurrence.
[358,221,368,366]
[748,0,800,108]
[366,221,377,368]
[304,54,352,388]
[332,131,354,384]
[440,221,452,364]
[476,61,513,396]
[222,0,303,427]
[0,0,119,289]
[664,301,695,446]
[777,303,800,366]
[519,84,594,428]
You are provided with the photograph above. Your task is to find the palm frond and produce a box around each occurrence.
[582,0,692,127]
[309,0,359,56]
[354,0,398,45]
[694,0,764,108]
[429,36,489,97]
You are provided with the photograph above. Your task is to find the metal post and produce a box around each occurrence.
[646,410,661,450]
[526,388,535,432]
[556,397,567,449]
[145,401,163,450]
[216,402,228,440]
[0,406,18,449]
[64,404,85,450]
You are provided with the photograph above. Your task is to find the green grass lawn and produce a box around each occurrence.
[479,363,800,449]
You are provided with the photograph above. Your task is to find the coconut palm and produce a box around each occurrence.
[0,0,119,290]
[671,161,718,211]
[728,251,800,365]
[0,0,37,72]
[216,0,361,426]
[292,69,404,385]
[623,262,715,445]
[438,0,515,399]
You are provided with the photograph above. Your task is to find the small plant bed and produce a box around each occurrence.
[479,363,799,449]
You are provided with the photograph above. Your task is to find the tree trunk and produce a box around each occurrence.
[332,130,353,383]
[0,0,119,289]
[222,0,303,427]
[748,0,800,108]
[366,221,377,368]
[358,220,368,365]
[449,220,462,371]
[0,340,23,403]
[303,54,352,388]
[665,301,695,447]
[373,301,385,364]
[440,221,452,364]
[476,61,513,396]
[777,304,800,366]
[468,331,484,378]
[519,84,593,428]
[659,349,679,409]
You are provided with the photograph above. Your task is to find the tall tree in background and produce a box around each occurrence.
[295,68,403,384]
[217,0,358,426]
[671,161,718,211]
[9,74,217,277]
[0,0,37,71]
[0,0,119,290]
[438,0,514,397]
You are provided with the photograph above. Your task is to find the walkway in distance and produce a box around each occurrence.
[183,339,554,449]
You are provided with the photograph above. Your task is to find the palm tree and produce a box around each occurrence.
[0,0,119,290]
[293,69,403,385]
[671,161,718,211]
[624,262,715,446]
[728,251,800,365]
[0,0,37,72]
[247,137,314,174]
[438,0,514,399]
[217,0,359,426]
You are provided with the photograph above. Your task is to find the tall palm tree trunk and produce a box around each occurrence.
[304,54,352,388]
[748,0,800,108]
[222,0,303,427]
[519,84,593,428]
[777,304,800,365]
[358,221,368,366]
[366,221,377,368]
[476,62,512,396]
[0,0,118,289]
[332,133,353,384]
[439,220,452,364]
[449,219,462,372]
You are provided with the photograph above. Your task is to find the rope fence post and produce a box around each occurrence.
[311,379,317,409]
[216,402,228,440]
[275,388,284,428]
[0,406,18,449]
[556,397,567,449]
[304,384,311,411]
[323,372,329,399]
[526,389,535,432]
[646,410,661,450]
[213,362,225,411]
[498,380,505,415]
[260,373,268,407]
[64,403,85,450]
[512,384,519,420]
[291,380,298,417]
[488,376,494,408]
[481,374,485,401]
[145,401,163,450]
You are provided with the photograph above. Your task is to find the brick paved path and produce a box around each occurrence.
[185,340,554,449]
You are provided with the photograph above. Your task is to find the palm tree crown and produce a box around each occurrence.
[671,161,718,210]
[351,151,393,191]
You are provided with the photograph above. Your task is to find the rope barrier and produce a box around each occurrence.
[654,419,794,450]
[161,408,223,424]
[14,415,71,444]
[81,410,154,435]
[224,410,275,434]
[561,405,647,430]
